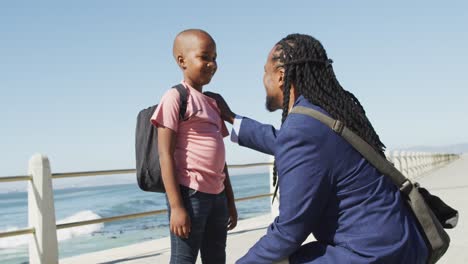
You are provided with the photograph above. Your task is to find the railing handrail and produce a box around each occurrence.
[0,152,460,263]
[0,175,32,183]
[0,162,275,181]
[0,227,35,239]
[1,153,461,181]
[0,192,273,239]
[56,193,273,230]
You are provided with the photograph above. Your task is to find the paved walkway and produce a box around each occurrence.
[60,214,273,264]
[416,154,468,264]
[61,154,468,264]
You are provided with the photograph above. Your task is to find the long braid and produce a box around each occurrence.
[279,34,385,154]
[271,34,386,198]
[272,51,292,197]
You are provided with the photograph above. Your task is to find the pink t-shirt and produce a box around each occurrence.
[151,81,229,194]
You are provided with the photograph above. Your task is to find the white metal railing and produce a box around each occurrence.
[0,155,273,264]
[270,150,461,218]
[0,151,461,264]
[384,151,460,180]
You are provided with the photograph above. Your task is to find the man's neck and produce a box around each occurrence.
[288,86,298,113]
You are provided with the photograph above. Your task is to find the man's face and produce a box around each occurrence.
[263,46,284,112]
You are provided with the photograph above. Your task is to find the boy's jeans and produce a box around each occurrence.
[167,185,229,264]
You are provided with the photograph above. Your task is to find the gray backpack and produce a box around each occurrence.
[135,84,187,192]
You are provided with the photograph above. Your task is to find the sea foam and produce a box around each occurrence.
[0,210,103,248]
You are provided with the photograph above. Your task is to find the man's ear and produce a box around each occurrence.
[278,68,285,89]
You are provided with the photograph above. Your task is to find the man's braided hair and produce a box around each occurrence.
[271,33,386,191]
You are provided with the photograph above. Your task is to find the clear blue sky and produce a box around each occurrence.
[1,0,467,180]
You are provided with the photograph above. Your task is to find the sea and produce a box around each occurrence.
[0,172,271,264]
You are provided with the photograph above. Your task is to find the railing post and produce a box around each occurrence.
[28,154,58,264]
[417,152,424,176]
[269,155,279,220]
[406,152,413,179]
[392,150,402,172]
[401,151,409,176]
[408,152,416,179]
[384,149,392,163]
[413,152,421,177]
[422,152,429,174]
[431,152,437,169]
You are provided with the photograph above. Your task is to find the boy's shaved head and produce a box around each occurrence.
[173,29,215,61]
[172,29,217,89]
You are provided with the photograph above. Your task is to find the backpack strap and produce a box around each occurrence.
[172,84,188,121]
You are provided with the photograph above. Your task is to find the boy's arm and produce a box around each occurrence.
[158,126,191,238]
[223,163,237,230]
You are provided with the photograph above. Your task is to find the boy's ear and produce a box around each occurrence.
[176,55,186,69]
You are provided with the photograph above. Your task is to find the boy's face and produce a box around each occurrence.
[181,33,217,89]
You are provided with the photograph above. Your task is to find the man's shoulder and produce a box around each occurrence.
[281,104,336,145]
[286,110,326,129]
[296,97,330,116]
[288,97,330,124]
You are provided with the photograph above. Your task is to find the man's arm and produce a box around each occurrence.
[237,120,333,263]
[158,126,191,239]
[204,91,279,155]
[236,117,279,155]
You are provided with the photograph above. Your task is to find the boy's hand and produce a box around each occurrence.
[204,92,236,124]
[227,202,238,230]
[170,207,191,239]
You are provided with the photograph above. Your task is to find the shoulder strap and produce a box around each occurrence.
[291,106,452,262]
[290,106,413,195]
[172,84,188,121]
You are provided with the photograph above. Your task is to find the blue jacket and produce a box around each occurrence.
[236,96,428,264]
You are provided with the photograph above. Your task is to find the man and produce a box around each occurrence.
[206,33,428,264]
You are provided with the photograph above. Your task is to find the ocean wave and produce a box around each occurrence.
[0,226,29,248]
[56,210,104,241]
[0,210,103,249]
[101,199,161,216]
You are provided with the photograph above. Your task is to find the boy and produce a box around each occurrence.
[151,29,237,264]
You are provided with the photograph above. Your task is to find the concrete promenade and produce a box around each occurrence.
[60,154,468,264]
[60,214,273,264]
[416,154,468,264]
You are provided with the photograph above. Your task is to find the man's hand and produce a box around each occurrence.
[170,207,191,239]
[204,91,236,124]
